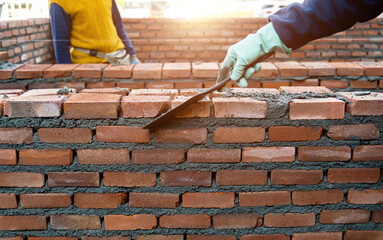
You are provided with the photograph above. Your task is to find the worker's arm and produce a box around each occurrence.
[111,0,140,64]
[49,3,72,64]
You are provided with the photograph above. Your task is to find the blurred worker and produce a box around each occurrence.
[49,0,140,64]
[217,0,383,87]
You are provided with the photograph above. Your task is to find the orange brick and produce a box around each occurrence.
[122,95,171,118]
[213,127,265,143]
[329,62,364,76]
[280,86,332,94]
[187,236,235,240]
[133,63,162,79]
[132,149,185,164]
[320,80,348,89]
[87,82,116,89]
[163,63,191,79]
[19,149,73,165]
[271,169,323,185]
[264,213,315,227]
[58,82,86,92]
[15,64,52,79]
[350,80,377,89]
[269,126,323,142]
[161,171,211,186]
[319,209,370,224]
[73,64,104,79]
[20,193,71,208]
[44,64,78,78]
[38,128,92,143]
[241,234,289,240]
[290,98,345,120]
[187,148,240,163]
[116,82,145,89]
[291,79,319,86]
[292,232,342,240]
[103,64,133,79]
[372,210,383,223]
[103,171,156,187]
[182,192,234,208]
[347,189,383,204]
[344,231,383,240]
[64,93,121,119]
[0,193,17,208]
[174,81,203,89]
[357,62,383,76]
[48,172,99,187]
[251,62,278,78]
[338,92,383,116]
[300,62,336,76]
[74,193,127,208]
[327,124,379,141]
[192,62,219,79]
[155,128,207,144]
[242,147,295,162]
[129,89,178,97]
[27,83,57,90]
[171,96,210,118]
[0,172,44,187]
[129,192,180,208]
[96,126,150,143]
[0,216,47,230]
[77,148,129,165]
[261,81,290,89]
[216,170,267,186]
[136,235,182,240]
[0,149,17,165]
[292,190,344,205]
[0,64,23,80]
[50,215,101,230]
[239,191,290,207]
[353,145,383,161]
[327,168,380,183]
[104,215,157,230]
[159,214,210,229]
[274,61,308,77]
[298,146,351,162]
[213,97,267,118]
[213,214,262,229]
[146,81,173,89]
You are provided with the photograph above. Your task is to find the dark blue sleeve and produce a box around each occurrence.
[269,0,383,50]
[112,0,136,55]
[49,3,72,63]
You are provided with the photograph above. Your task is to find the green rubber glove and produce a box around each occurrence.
[217,22,292,88]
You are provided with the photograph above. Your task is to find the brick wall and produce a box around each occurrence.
[0,84,382,239]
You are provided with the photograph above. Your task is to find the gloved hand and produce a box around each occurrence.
[130,55,141,65]
[217,22,292,88]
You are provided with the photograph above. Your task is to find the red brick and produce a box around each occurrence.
[353,145,383,161]
[0,193,17,208]
[320,80,348,89]
[103,171,156,187]
[216,170,267,186]
[344,230,383,240]
[213,213,262,229]
[136,236,182,240]
[15,64,52,79]
[379,80,383,89]
[327,168,380,183]
[64,93,121,119]
[292,190,344,205]
[372,210,383,223]
[271,169,323,185]
[155,128,207,144]
[300,62,336,76]
[0,149,17,165]
[103,64,133,79]
[161,171,211,186]
[264,213,315,227]
[73,64,104,79]
[19,149,73,165]
[51,215,101,230]
[116,82,145,89]
[280,86,332,94]
[298,146,350,162]
[104,214,157,230]
[30,238,79,240]
[319,209,370,224]
[183,192,235,208]
[74,192,127,208]
[132,149,185,164]
[146,81,174,89]
[213,127,265,143]
[159,214,210,229]
[48,172,99,187]
[327,124,379,141]
[175,81,203,89]
[57,82,86,92]
[187,148,240,163]
[133,63,162,79]
[28,83,56,89]
[82,237,130,240]
[291,79,319,86]
[347,189,383,204]
[5,95,66,118]
[292,232,342,240]
[243,147,295,162]
[44,64,78,78]
[129,192,179,208]
[87,82,116,89]
[239,191,290,207]
[20,193,71,208]
[329,62,364,76]
[251,62,278,78]
[171,96,211,118]
[290,98,345,120]
[0,216,47,230]
[350,80,377,89]
[80,88,128,95]
[204,81,232,89]
[187,235,236,240]
[0,51,8,61]
[0,64,23,80]
[0,172,44,187]
[122,95,171,118]
[261,81,291,89]
[241,234,289,240]
[163,63,191,79]
[338,92,383,116]
[356,62,383,76]
[38,128,92,143]
[274,61,308,77]
[269,126,323,142]
[192,62,219,79]
[213,97,267,118]
[129,89,178,97]
[96,126,150,143]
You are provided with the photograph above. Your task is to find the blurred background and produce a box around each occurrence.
[0,0,304,20]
